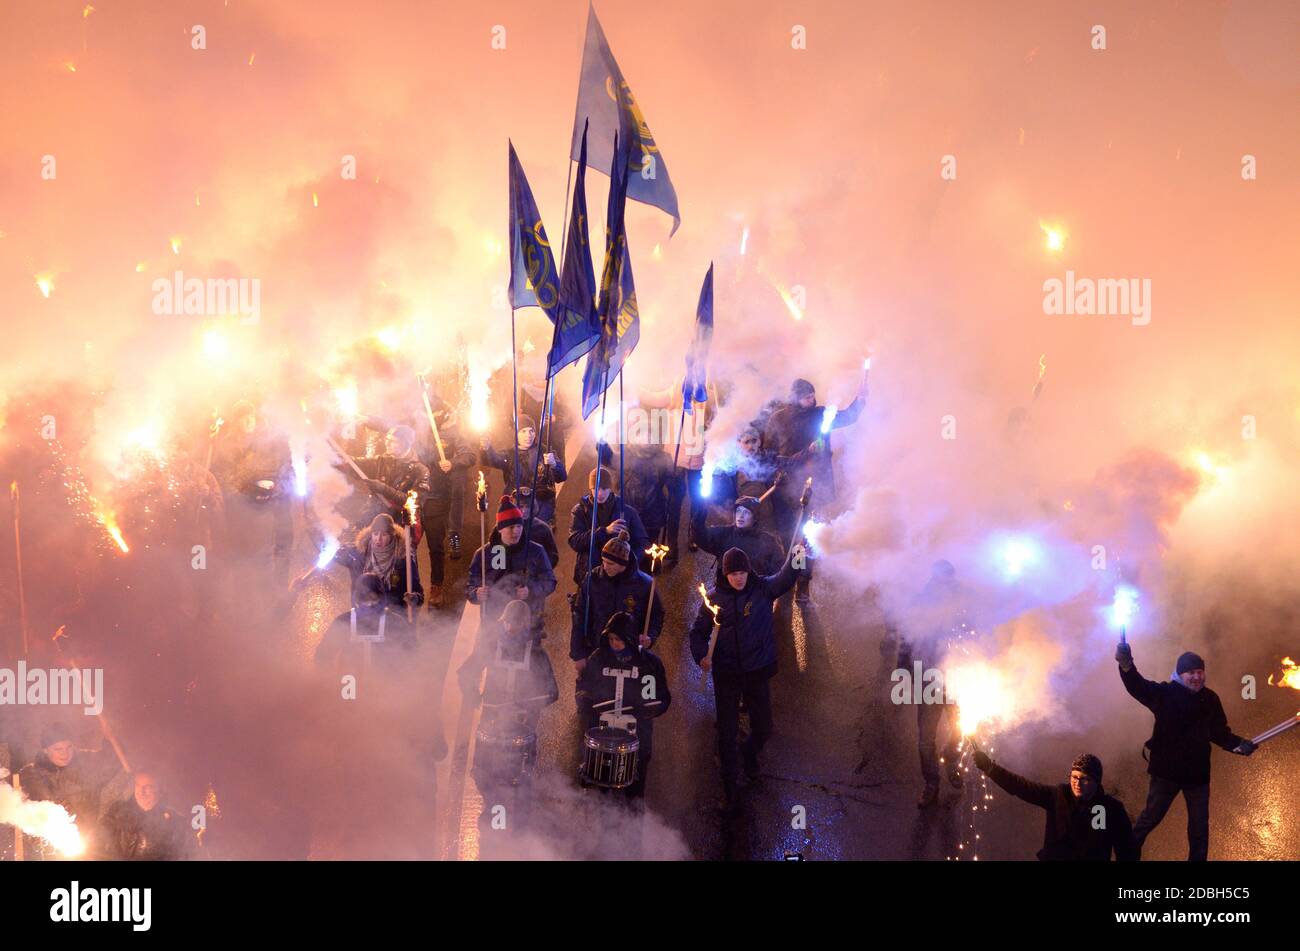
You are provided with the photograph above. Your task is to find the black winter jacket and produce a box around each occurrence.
[688,560,802,676]
[985,761,1139,861]
[570,565,664,660]
[1120,664,1244,785]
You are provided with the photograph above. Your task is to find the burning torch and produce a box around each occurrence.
[1255,658,1300,747]
[203,413,224,473]
[404,490,419,623]
[417,374,448,467]
[698,583,722,685]
[642,543,670,646]
[475,470,488,565]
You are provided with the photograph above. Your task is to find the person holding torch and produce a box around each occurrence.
[1115,641,1255,860]
[760,369,868,603]
[689,544,808,814]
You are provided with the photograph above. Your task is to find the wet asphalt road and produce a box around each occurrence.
[280,431,1299,862]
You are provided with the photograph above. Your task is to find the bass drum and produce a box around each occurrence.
[579,726,639,790]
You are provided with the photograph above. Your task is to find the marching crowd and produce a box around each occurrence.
[3,352,1261,862]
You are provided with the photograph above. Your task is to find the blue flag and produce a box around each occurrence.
[550,120,601,378]
[507,141,560,321]
[570,4,680,235]
[581,133,639,419]
[682,262,714,414]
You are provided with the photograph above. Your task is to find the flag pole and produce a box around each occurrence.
[618,371,625,521]
[581,386,610,653]
[510,307,521,496]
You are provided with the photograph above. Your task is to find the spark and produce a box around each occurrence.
[135,261,147,272]
[35,273,54,298]
[374,326,402,352]
[63,61,77,73]
[739,227,749,256]
[1040,221,1066,253]
[170,236,182,255]
[312,191,319,208]
[201,326,231,360]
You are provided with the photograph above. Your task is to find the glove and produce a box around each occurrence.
[1115,641,1133,668]
[1232,740,1256,756]
[972,749,992,772]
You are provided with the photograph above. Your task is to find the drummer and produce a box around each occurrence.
[459,600,559,740]
[575,612,672,803]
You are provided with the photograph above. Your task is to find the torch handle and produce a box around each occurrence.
[701,624,719,686]
[642,578,657,645]
[405,531,414,624]
[325,436,368,481]
[1251,713,1300,747]
[420,387,448,465]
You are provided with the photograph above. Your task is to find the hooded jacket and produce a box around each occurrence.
[1119,663,1244,786]
[690,506,785,584]
[466,537,557,633]
[689,559,802,677]
[570,565,664,661]
[576,634,672,761]
[100,797,192,861]
[761,394,865,505]
[984,761,1139,861]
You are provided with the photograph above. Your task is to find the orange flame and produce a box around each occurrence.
[1268,657,1300,691]
[697,583,721,622]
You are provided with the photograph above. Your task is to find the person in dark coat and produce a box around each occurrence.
[314,573,418,672]
[481,414,567,526]
[461,601,559,797]
[414,401,476,605]
[689,546,805,811]
[468,496,557,641]
[761,377,867,602]
[18,723,117,860]
[691,495,785,586]
[620,441,674,563]
[346,425,433,528]
[567,466,650,586]
[576,612,672,801]
[512,489,560,569]
[209,398,295,583]
[1116,643,1254,860]
[570,531,664,668]
[898,559,971,807]
[972,749,1139,861]
[100,770,192,861]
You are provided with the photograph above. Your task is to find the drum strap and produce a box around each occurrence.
[349,609,386,642]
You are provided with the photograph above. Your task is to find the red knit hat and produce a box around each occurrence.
[496,495,524,528]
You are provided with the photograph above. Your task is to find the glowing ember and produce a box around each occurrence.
[170,236,182,255]
[374,326,402,352]
[35,273,54,298]
[1268,657,1300,691]
[1040,221,1067,252]
[1191,450,1232,487]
